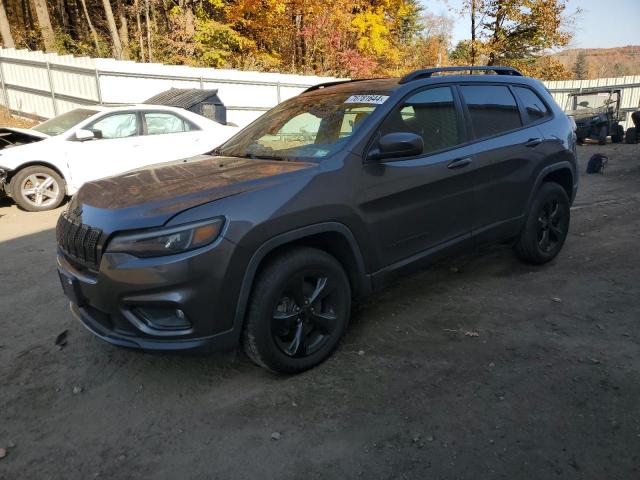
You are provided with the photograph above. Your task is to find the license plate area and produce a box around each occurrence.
[58,270,86,307]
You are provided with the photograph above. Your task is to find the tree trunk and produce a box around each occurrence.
[145,0,152,62]
[116,0,130,59]
[470,0,476,66]
[102,0,123,59]
[0,0,15,48]
[56,0,67,30]
[33,0,56,51]
[22,0,34,32]
[487,2,504,66]
[134,0,145,61]
[79,0,100,54]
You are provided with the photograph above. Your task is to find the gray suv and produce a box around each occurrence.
[56,66,578,373]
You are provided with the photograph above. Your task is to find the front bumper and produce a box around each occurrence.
[57,236,246,352]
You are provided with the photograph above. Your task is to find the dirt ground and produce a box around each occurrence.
[1,144,639,479]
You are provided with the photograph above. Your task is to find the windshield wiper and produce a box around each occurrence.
[242,152,284,161]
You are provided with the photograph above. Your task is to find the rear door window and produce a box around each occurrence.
[143,112,195,135]
[513,87,550,124]
[460,85,522,139]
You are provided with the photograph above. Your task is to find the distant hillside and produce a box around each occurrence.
[553,46,640,79]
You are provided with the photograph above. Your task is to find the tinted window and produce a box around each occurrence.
[144,112,195,135]
[460,85,521,139]
[514,87,549,123]
[87,113,138,139]
[380,86,461,155]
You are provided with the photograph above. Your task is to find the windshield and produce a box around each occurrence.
[217,92,390,161]
[572,92,618,112]
[33,108,98,136]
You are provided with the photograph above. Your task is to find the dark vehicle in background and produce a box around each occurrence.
[56,66,578,373]
[566,88,624,145]
[625,109,640,144]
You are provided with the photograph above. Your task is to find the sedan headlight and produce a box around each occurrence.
[107,218,224,257]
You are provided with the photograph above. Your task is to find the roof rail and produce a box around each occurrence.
[399,66,522,84]
[303,78,381,93]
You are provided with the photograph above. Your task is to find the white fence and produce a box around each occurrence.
[0,48,340,127]
[0,48,638,129]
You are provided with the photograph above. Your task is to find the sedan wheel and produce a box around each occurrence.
[11,166,65,212]
[21,173,60,209]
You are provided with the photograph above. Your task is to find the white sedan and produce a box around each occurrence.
[0,105,239,211]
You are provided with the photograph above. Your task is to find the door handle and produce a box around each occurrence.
[447,157,472,169]
[525,137,543,148]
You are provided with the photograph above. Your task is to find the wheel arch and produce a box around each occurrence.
[527,162,575,213]
[7,161,68,196]
[232,222,371,338]
[542,167,573,200]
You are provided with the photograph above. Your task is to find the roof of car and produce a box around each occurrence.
[87,104,195,113]
[301,67,536,97]
[301,78,401,96]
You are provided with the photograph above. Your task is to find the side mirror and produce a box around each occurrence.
[369,132,423,161]
[75,129,95,141]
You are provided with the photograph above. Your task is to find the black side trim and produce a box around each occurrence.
[231,222,370,337]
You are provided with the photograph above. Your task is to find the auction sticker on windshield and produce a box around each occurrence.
[344,95,389,104]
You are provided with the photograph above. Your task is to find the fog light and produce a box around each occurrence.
[133,306,192,331]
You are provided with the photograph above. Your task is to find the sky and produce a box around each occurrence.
[422,0,640,50]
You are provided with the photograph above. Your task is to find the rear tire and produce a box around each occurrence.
[10,165,65,212]
[626,127,637,144]
[242,247,351,374]
[514,182,570,265]
[611,124,624,143]
[597,125,608,145]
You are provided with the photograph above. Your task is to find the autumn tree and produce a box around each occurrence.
[455,0,574,78]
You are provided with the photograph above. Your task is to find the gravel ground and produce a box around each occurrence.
[1,144,639,479]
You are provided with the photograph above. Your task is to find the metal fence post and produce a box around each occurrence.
[94,69,103,104]
[276,81,282,104]
[0,56,8,111]
[199,76,204,89]
[45,61,58,115]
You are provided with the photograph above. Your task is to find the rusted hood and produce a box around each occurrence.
[73,155,314,230]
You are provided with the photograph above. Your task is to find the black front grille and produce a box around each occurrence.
[56,214,104,269]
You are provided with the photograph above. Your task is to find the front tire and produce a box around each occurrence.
[10,165,65,211]
[514,182,570,265]
[242,247,351,374]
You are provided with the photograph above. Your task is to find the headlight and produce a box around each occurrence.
[107,218,224,257]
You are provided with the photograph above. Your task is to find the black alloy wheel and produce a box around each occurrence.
[536,198,565,254]
[271,273,338,358]
[514,182,570,265]
[243,247,351,373]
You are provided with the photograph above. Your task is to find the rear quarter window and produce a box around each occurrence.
[513,87,550,124]
[460,85,522,139]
